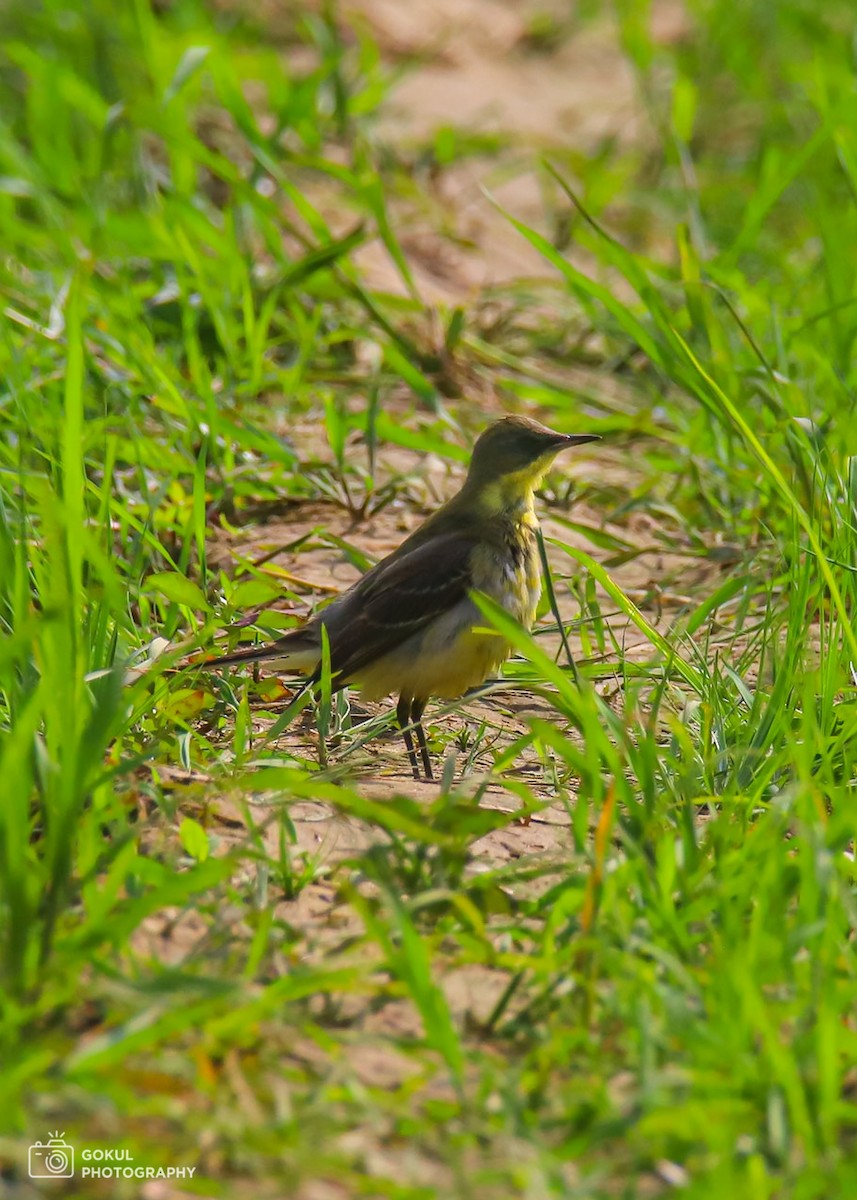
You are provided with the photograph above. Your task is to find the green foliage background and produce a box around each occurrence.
[2,0,857,1195]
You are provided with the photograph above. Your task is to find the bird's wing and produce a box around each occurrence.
[320,530,478,683]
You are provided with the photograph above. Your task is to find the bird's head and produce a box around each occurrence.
[464,415,599,509]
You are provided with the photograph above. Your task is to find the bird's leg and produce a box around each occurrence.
[410,698,433,782]
[397,694,421,781]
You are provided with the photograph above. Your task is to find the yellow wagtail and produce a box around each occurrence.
[212,415,599,779]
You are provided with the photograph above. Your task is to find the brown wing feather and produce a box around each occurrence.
[319,531,476,684]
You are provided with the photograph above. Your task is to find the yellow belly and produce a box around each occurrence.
[355,614,510,703]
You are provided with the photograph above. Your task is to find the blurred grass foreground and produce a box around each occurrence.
[2,0,857,1196]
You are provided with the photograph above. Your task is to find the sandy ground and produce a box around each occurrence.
[343,0,689,301]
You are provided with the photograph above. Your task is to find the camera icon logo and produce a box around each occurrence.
[28,1132,75,1178]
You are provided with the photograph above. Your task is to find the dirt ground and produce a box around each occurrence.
[343,0,689,302]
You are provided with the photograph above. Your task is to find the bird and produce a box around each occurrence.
[208,415,599,780]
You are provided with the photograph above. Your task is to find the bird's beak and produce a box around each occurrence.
[556,433,601,448]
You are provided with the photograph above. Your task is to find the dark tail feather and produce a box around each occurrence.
[200,628,320,672]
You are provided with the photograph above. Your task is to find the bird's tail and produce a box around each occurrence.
[204,628,321,674]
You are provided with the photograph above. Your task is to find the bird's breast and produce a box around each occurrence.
[471,516,542,629]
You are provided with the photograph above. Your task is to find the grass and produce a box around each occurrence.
[2,0,857,1195]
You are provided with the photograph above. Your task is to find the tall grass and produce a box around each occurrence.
[1,0,857,1195]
